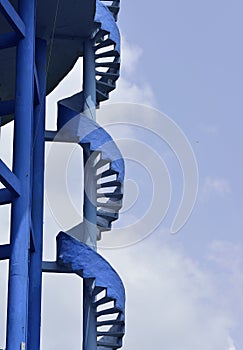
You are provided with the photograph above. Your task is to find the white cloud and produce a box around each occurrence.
[101,232,238,350]
[200,176,231,201]
[207,240,243,322]
[0,30,240,349]
[105,37,156,106]
[40,37,239,349]
[109,78,156,105]
[120,37,143,76]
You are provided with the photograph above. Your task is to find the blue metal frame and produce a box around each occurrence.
[6,0,36,348]
[0,0,125,349]
[27,38,47,350]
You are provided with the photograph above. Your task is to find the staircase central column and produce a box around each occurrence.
[82,37,98,350]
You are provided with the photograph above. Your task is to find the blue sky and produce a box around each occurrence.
[43,1,243,348]
[98,1,243,349]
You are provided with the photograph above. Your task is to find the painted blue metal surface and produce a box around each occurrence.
[0,188,13,205]
[57,232,125,313]
[0,0,125,348]
[95,0,121,54]
[56,232,125,349]
[0,159,21,196]
[0,0,26,37]
[0,0,96,126]
[27,38,47,350]
[6,0,36,348]
[83,38,96,117]
[57,107,125,182]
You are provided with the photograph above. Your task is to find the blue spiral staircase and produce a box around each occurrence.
[0,0,125,350]
[0,0,124,348]
[44,0,126,349]
[44,232,125,349]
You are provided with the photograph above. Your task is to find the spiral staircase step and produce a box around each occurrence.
[97,180,121,189]
[96,80,116,92]
[95,62,120,69]
[96,71,119,80]
[94,296,114,307]
[97,340,121,349]
[96,89,109,102]
[95,50,119,59]
[95,38,114,50]
[97,209,118,220]
[97,320,124,327]
[97,331,124,337]
[98,199,122,210]
[97,192,122,199]
[97,216,112,231]
[96,307,120,317]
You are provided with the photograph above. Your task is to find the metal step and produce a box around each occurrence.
[94,296,113,307]
[98,199,122,210]
[96,62,120,69]
[92,285,106,297]
[97,209,118,220]
[97,192,122,199]
[108,5,119,16]
[96,70,119,80]
[95,38,114,50]
[100,169,118,178]
[97,180,121,189]
[97,331,124,337]
[97,341,120,349]
[97,319,124,327]
[96,80,115,92]
[96,307,120,317]
[95,50,119,59]
[93,29,109,44]
[97,216,112,231]
[94,158,111,170]
[96,89,109,102]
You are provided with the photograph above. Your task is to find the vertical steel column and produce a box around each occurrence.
[83,147,98,250]
[83,39,96,120]
[6,0,36,348]
[82,38,98,350]
[83,37,98,249]
[28,38,47,350]
[83,279,97,350]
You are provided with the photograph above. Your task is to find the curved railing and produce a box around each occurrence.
[43,232,125,349]
[59,232,125,349]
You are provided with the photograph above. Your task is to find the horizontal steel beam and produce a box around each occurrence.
[42,261,74,273]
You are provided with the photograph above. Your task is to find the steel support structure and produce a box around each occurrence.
[6,0,36,348]
[1,1,124,349]
[27,38,47,350]
[0,0,46,348]
[82,37,98,350]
